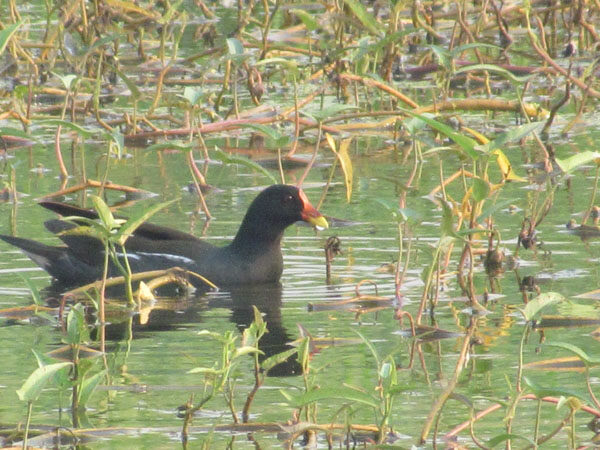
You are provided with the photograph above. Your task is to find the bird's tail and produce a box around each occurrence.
[0,234,66,274]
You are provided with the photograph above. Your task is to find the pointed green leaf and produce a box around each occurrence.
[115,199,177,246]
[38,119,94,138]
[478,121,544,154]
[487,433,536,448]
[78,370,106,407]
[472,177,490,202]
[520,292,565,321]
[555,151,600,174]
[400,109,479,159]
[290,9,318,31]
[0,21,22,55]
[546,342,600,366]
[261,348,298,372]
[523,376,587,401]
[16,362,72,402]
[213,148,278,183]
[91,195,117,230]
[343,0,383,36]
[285,385,378,408]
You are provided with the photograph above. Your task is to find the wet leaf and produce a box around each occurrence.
[16,361,72,402]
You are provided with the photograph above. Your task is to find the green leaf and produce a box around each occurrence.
[182,86,204,106]
[66,303,89,345]
[440,200,456,237]
[78,370,106,407]
[54,73,79,91]
[478,121,544,154]
[285,385,378,408]
[0,127,37,142]
[455,63,533,84]
[304,104,358,122]
[212,148,278,183]
[240,123,284,142]
[343,0,383,36]
[91,195,118,231]
[487,433,536,448]
[477,199,514,224]
[226,37,245,56]
[555,151,600,174]
[232,346,262,359]
[520,292,565,321]
[354,330,380,367]
[0,21,22,55]
[115,67,142,100]
[37,119,94,138]
[187,367,222,375]
[144,141,193,152]
[115,199,177,246]
[290,9,318,31]
[400,109,479,159]
[523,376,587,401]
[546,342,600,366]
[472,177,490,202]
[19,275,42,306]
[16,361,72,402]
[451,42,502,55]
[261,347,298,372]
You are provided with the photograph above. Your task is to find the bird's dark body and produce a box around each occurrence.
[0,185,326,288]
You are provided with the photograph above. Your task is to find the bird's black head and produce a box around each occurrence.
[232,185,328,248]
[248,184,327,229]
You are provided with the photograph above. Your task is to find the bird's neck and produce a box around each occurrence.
[228,217,285,255]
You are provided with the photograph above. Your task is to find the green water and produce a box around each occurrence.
[0,132,599,447]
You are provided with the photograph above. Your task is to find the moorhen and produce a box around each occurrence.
[0,184,328,288]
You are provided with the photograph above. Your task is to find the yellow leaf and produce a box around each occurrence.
[492,149,527,182]
[326,133,353,202]
[462,126,489,145]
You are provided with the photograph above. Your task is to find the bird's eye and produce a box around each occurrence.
[283,194,294,204]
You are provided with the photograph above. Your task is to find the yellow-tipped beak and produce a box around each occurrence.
[306,214,329,230]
